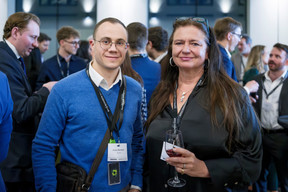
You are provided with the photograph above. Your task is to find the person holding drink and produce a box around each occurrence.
[144,17,262,191]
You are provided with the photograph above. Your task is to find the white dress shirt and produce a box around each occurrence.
[261,70,288,130]
[88,61,122,91]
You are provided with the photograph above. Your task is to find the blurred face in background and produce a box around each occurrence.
[262,47,269,65]
[61,36,80,55]
[238,38,251,55]
[228,27,241,52]
[38,40,50,54]
[268,47,287,72]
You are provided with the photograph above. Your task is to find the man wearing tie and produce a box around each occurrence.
[0,12,55,191]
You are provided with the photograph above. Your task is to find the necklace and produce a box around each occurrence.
[178,88,193,102]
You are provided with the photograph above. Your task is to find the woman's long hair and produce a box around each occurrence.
[121,52,143,85]
[245,45,265,73]
[146,18,249,151]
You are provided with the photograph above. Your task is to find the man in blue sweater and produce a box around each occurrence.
[0,72,13,192]
[32,18,144,192]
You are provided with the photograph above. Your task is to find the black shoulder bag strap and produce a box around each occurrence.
[82,66,126,191]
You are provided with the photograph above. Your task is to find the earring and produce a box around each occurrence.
[169,57,176,67]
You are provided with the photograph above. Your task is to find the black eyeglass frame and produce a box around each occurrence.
[63,39,81,46]
[94,38,129,51]
[231,32,242,39]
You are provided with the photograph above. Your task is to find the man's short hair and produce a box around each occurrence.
[148,26,168,52]
[3,12,40,40]
[56,26,80,43]
[93,17,127,40]
[213,17,242,41]
[38,32,51,43]
[274,43,288,59]
[241,34,252,45]
[127,22,148,51]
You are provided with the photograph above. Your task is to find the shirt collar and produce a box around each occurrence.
[225,48,231,59]
[58,53,74,62]
[88,61,122,91]
[264,69,288,81]
[5,39,21,59]
[154,51,167,63]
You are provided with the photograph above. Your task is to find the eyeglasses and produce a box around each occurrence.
[64,40,81,46]
[95,38,129,51]
[176,17,209,34]
[231,32,242,39]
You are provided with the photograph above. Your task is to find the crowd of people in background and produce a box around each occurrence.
[0,11,287,192]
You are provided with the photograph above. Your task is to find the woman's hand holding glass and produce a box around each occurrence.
[166,147,210,178]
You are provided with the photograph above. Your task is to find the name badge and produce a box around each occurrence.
[160,141,181,161]
[108,143,128,162]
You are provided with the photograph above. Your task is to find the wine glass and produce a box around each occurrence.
[165,129,186,188]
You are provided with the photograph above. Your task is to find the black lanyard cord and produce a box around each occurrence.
[86,65,126,139]
[261,72,288,99]
[57,54,70,77]
[172,73,206,129]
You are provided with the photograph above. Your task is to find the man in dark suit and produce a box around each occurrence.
[231,34,252,85]
[252,43,288,192]
[24,32,51,92]
[214,17,242,82]
[0,12,56,192]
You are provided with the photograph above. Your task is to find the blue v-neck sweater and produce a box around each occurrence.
[32,69,145,192]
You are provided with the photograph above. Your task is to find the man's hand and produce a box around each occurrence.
[43,81,57,92]
[245,80,259,93]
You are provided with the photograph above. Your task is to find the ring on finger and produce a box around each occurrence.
[181,168,185,175]
[182,163,185,169]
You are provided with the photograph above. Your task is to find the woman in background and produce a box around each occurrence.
[243,45,269,85]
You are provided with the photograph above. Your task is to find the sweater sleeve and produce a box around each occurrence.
[32,88,67,192]
[0,73,13,162]
[130,87,145,189]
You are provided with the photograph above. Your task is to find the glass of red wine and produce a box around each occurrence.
[165,129,186,188]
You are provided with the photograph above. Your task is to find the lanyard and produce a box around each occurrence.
[57,54,70,77]
[86,65,126,142]
[261,72,287,99]
[172,83,187,129]
[172,74,205,129]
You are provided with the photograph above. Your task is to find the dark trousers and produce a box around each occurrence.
[253,132,288,192]
[5,182,35,192]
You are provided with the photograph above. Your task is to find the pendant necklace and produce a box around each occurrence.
[178,88,192,102]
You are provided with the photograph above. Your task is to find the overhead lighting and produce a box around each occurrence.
[150,0,162,13]
[218,0,232,14]
[149,17,160,26]
[83,16,94,27]
[81,0,95,13]
[23,0,35,12]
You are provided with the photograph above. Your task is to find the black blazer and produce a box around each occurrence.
[24,47,42,92]
[144,82,262,191]
[252,73,288,125]
[0,41,49,182]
